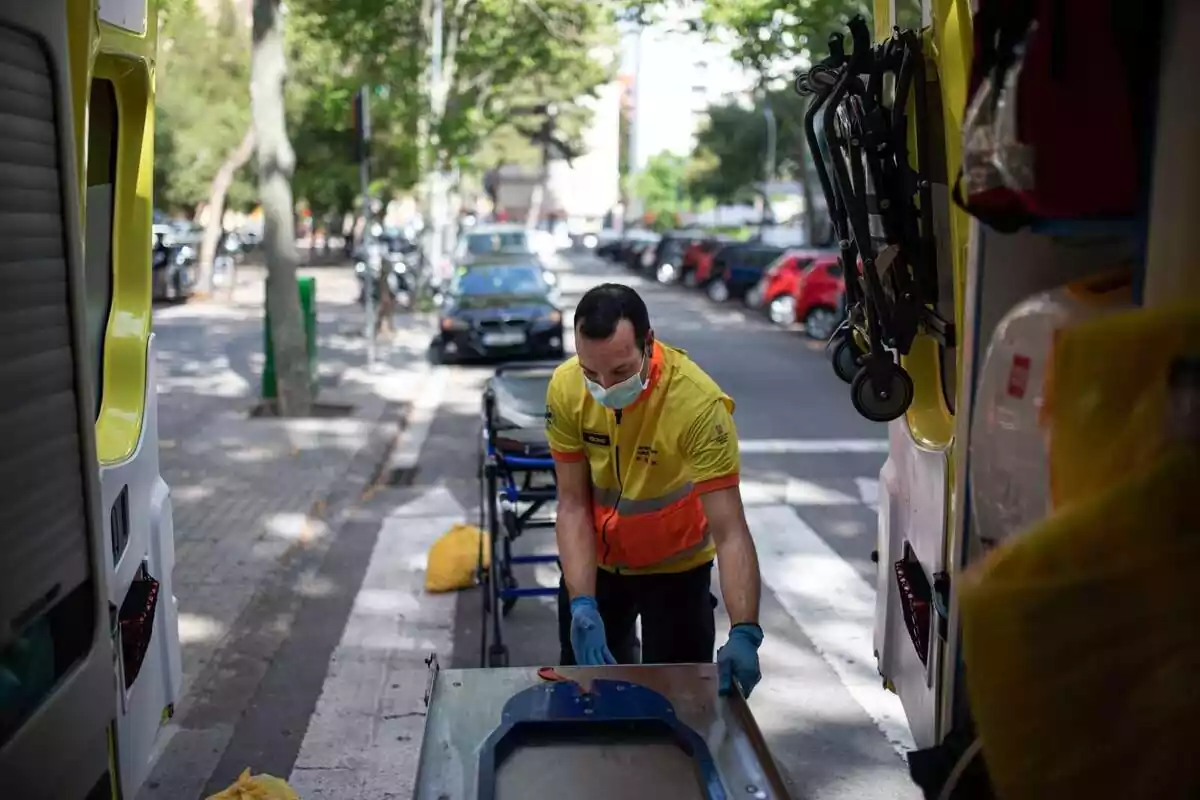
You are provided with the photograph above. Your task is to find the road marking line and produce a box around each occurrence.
[747,504,916,757]
[856,477,880,509]
[740,438,889,454]
[740,478,861,506]
[388,365,447,471]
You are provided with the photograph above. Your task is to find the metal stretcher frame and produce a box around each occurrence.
[413,663,793,800]
[479,362,564,668]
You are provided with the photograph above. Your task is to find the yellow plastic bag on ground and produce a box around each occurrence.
[204,769,300,800]
[425,522,488,592]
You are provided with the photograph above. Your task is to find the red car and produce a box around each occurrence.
[685,242,725,287]
[748,250,836,322]
[791,256,847,339]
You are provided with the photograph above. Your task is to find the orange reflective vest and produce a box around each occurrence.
[545,342,740,574]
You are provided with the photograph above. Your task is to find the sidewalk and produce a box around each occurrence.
[140,266,437,798]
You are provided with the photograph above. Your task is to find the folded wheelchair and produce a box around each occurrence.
[797,16,955,422]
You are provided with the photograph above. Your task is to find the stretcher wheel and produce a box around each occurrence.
[831,335,863,383]
[850,361,914,423]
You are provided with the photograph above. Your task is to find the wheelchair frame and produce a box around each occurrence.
[798,18,955,423]
[478,363,563,668]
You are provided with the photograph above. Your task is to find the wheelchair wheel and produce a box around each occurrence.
[831,334,863,383]
[850,361,914,423]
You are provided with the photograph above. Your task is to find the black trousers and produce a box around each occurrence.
[557,561,717,666]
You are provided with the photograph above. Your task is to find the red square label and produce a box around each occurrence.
[1007,354,1032,399]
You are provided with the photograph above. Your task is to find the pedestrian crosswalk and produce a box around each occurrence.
[747,504,914,757]
[287,472,913,798]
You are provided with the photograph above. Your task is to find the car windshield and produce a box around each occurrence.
[453,265,547,296]
[466,231,528,255]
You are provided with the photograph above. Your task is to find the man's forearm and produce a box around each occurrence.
[556,504,597,599]
[716,526,761,626]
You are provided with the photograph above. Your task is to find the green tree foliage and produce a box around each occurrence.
[155,0,255,214]
[633,152,691,223]
[285,7,423,218]
[293,0,627,179]
[697,0,874,83]
[687,88,812,203]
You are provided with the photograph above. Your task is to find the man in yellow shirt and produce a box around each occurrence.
[545,283,765,696]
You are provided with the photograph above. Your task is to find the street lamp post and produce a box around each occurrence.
[626,23,643,223]
[763,105,777,185]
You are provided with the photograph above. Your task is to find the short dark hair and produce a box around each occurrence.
[574,283,650,350]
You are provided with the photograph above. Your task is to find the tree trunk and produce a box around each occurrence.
[196,127,255,297]
[252,0,312,416]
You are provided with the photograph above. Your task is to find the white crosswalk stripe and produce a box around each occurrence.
[855,477,880,510]
[747,504,915,756]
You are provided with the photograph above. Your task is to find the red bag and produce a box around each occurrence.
[956,0,1161,229]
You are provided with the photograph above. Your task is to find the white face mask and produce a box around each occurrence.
[584,353,647,410]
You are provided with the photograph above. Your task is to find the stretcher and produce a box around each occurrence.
[478,363,563,668]
[414,660,792,800]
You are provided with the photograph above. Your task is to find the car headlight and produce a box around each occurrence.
[440,317,470,331]
[545,310,562,325]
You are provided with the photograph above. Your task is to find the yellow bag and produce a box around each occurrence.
[960,303,1200,800]
[961,449,1200,800]
[425,522,489,593]
[204,769,300,800]
[1043,301,1200,506]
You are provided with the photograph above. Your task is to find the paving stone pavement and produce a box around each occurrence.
[151,266,436,701]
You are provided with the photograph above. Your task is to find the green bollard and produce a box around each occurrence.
[262,276,318,400]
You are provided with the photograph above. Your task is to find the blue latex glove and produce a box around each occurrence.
[717,623,764,697]
[569,596,616,666]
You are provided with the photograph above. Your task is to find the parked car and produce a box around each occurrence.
[596,229,655,266]
[584,228,619,251]
[646,231,704,283]
[790,256,847,340]
[704,244,786,303]
[747,250,839,322]
[621,234,661,271]
[690,240,740,287]
[676,238,722,286]
[595,235,623,260]
[455,224,533,263]
[435,258,565,363]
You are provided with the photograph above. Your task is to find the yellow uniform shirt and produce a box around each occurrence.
[545,341,740,575]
